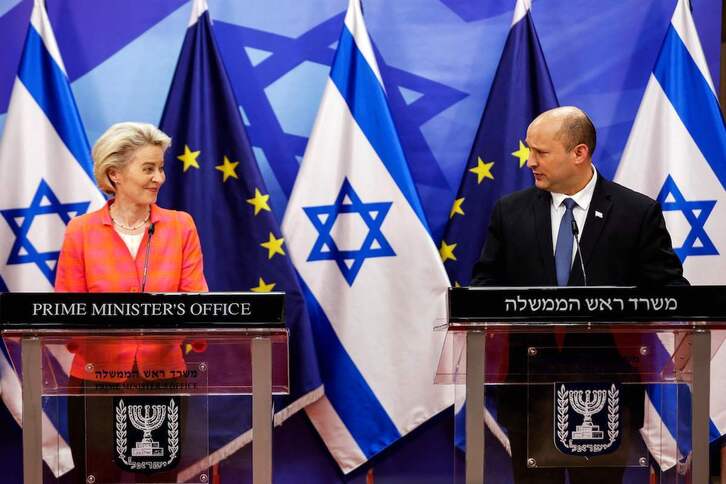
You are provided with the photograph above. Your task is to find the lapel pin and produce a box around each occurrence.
[595,210,603,219]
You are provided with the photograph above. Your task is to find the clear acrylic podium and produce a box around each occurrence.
[0,292,289,484]
[437,286,726,483]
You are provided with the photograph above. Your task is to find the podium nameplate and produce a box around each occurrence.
[449,286,726,322]
[0,292,285,329]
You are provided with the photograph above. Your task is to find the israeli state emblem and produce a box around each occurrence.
[554,383,621,456]
[113,397,181,472]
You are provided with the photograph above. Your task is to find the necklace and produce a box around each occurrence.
[110,206,150,231]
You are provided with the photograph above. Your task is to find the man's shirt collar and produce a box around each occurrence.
[551,167,597,211]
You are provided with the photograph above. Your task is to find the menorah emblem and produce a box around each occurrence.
[129,404,167,457]
[569,389,606,440]
[555,383,621,456]
[114,397,180,472]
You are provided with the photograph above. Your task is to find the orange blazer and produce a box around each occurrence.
[55,201,208,381]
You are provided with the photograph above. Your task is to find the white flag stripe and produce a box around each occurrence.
[640,389,679,471]
[305,396,368,469]
[187,0,209,27]
[709,339,726,434]
[45,344,74,376]
[511,0,531,26]
[1,347,74,476]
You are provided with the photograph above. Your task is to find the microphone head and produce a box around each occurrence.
[148,222,156,235]
[570,218,579,235]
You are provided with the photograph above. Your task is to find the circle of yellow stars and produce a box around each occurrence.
[175,144,284,292]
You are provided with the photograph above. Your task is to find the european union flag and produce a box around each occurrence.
[440,0,558,287]
[156,0,321,472]
[440,0,559,461]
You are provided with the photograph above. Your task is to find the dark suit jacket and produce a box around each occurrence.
[472,173,688,287]
[471,172,688,404]
[471,173,686,483]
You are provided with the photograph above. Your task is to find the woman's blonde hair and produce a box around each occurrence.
[92,122,171,195]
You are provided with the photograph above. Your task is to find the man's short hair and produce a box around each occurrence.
[557,109,597,157]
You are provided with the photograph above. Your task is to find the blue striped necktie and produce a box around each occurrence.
[555,198,577,286]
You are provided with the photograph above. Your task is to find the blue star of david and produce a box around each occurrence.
[1,179,91,285]
[214,15,466,197]
[656,175,718,262]
[304,178,395,286]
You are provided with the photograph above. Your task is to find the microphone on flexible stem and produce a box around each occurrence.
[571,219,587,286]
[141,223,155,292]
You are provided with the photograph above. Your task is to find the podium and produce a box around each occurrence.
[437,286,726,483]
[0,292,289,484]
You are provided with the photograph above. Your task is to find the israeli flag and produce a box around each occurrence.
[0,0,105,292]
[282,0,452,472]
[0,0,104,476]
[614,0,726,470]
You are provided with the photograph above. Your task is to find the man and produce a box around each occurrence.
[472,106,687,483]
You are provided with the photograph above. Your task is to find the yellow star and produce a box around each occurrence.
[439,240,457,262]
[260,232,285,259]
[215,156,239,182]
[247,188,271,215]
[512,140,530,168]
[177,145,201,172]
[251,277,276,292]
[469,157,494,184]
[449,197,465,219]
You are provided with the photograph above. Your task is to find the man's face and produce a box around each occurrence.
[525,120,578,194]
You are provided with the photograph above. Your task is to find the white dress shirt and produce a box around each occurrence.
[550,168,597,263]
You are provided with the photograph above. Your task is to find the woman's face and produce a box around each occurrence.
[111,145,165,206]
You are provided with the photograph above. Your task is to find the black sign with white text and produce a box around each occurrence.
[449,286,726,323]
[0,292,284,328]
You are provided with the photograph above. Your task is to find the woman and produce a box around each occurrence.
[56,121,207,294]
[56,121,207,380]
[55,122,205,481]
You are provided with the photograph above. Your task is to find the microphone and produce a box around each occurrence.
[141,223,155,292]
[571,219,587,286]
